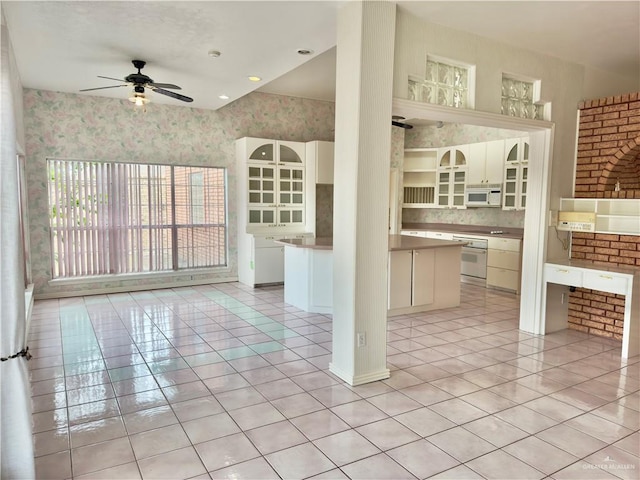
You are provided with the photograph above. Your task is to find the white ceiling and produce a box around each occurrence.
[3,1,639,111]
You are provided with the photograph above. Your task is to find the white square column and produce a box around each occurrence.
[329,1,396,385]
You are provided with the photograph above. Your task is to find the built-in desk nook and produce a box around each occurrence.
[543,259,640,359]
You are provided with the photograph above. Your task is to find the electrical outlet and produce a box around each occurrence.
[357,332,366,347]
[549,210,558,227]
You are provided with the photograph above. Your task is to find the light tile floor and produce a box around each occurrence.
[28,282,639,479]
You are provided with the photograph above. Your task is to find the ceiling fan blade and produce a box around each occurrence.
[148,82,181,90]
[151,87,193,103]
[392,120,413,129]
[97,75,128,83]
[79,84,128,92]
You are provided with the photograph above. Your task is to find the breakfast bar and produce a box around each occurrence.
[276,235,465,315]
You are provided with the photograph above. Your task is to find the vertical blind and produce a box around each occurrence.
[47,159,227,278]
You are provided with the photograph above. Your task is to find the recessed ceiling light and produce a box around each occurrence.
[208,50,221,57]
[248,76,262,82]
[296,48,314,55]
[219,94,229,100]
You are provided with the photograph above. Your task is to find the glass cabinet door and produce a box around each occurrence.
[248,165,275,205]
[277,166,304,206]
[248,207,277,226]
[249,143,275,162]
[279,144,303,164]
[278,208,304,226]
[438,172,450,206]
[452,171,466,206]
[439,151,451,168]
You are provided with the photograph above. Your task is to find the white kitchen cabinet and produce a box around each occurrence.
[486,236,522,293]
[437,146,468,208]
[412,249,436,306]
[254,236,285,285]
[388,250,413,309]
[388,249,435,310]
[402,148,438,207]
[237,137,315,288]
[240,233,312,287]
[307,140,334,185]
[240,137,307,229]
[468,140,505,185]
[502,137,529,210]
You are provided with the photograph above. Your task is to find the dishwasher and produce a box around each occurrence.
[452,235,488,282]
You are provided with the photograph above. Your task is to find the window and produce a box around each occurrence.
[501,74,547,120]
[47,159,227,278]
[409,56,474,109]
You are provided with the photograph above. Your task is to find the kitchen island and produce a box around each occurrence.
[276,235,465,315]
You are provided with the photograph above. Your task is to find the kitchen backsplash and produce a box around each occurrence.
[403,207,525,228]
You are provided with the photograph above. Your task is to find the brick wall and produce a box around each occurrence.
[568,92,640,339]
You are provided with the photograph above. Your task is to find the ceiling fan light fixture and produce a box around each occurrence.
[129,91,150,107]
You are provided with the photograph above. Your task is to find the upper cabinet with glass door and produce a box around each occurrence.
[502,138,529,210]
[437,146,468,208]
[245,138,306,228]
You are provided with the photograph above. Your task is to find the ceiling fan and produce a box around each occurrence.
[79,59,193,104]
[392,115,413,129]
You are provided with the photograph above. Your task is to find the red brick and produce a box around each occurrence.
[603,104,629,113]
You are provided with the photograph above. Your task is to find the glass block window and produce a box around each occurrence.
[501,75,546,120]
[409,57,472,109]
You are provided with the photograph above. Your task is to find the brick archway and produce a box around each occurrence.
[597,136,640,196]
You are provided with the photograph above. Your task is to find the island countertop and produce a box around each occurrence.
[275,235,465,251]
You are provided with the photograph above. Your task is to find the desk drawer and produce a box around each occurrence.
[544,264,583,287]
[583,271,629,295]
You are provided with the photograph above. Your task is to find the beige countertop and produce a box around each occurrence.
[275,235,465,251]
[402,222,524,240]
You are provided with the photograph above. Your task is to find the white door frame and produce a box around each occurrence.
[392,98,556,335]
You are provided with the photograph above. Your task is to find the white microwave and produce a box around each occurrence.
[466,185,502,207]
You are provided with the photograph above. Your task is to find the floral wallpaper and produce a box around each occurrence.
[405,123,527,148]
[24,89,335,296]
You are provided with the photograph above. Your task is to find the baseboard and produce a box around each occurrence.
[329,362,390,386]
[34,276,239,300]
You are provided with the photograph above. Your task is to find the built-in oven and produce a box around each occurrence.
[453,235,488,281]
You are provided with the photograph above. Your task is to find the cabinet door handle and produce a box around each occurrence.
[599,274,613,280]
[557,269,570,273]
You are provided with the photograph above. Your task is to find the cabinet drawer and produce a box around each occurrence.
[544,264,583,287]
[487,267,519,291]
[487,249,520,270]
[487,237,521,252]
[583,271,629,295]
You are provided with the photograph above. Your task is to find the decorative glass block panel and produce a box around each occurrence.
[292,211,303,223]
[501,75,546,120]
[280,210,291,223]
[280,169,290,179]
[280,193,290,203]
[292,170,303,180]
[263,168,274,179]
[409,58,470,109]
[249,167,261,177]
[438,86,452,106]
[263,193,273,204]
[249,192,260,203]
[408,78,421,101]
[426,60,438,82]
[292,194,303,204]
[263,210,274,223]
[263,181,274,191]
[249,180,260,190]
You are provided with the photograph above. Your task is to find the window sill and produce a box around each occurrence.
[48,266,232,287]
